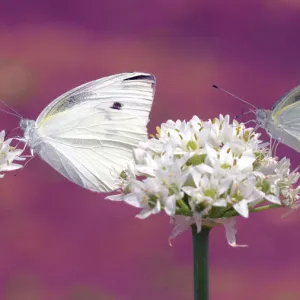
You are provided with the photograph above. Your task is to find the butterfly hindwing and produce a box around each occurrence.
[37,106,148,192]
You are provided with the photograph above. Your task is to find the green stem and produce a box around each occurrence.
[192,225,211,300]
[250,204,281,212]
[176,207,192,216]
[176,203,280,218]
[177,199,190,211]
[222,203,281,218]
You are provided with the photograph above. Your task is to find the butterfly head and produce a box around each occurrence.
[255,109,269,127]
[20,118,35,141]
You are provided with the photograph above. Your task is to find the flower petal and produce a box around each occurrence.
[135,208,153,219]
[124,193,143,208]
[164,195,177,215]
[265,194,281,204]
[105,194,124,201]
[213,198,227,207]
[233,200,249,218]
[223,218,248,247]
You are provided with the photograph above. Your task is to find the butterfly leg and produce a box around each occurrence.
[12,154,37,177]
[253,124,260,132]
[266,132,274,156]
[10,137,28,153]
[9,138,36,175]
[273,140,281,157]
[268,136,280,157]
[8,137,34,161]
[232,119,257,130]
[21,155,36,168]
[243,119,257,126]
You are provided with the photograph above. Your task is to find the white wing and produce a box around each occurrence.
[33,72,156,192]
[270,101,300,152]
[272,85,300,120]
[36,105,149,192]
[36,72,155,125]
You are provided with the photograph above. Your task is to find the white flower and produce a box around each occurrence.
[182,174,230,213]
[107,115,300,246]
[227,176,263,218]
[124,178,166,219]
[0,131,25,177]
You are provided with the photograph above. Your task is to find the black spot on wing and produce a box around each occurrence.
[110,102,123,110]
[124,74,155,81]
[293,95,300,102]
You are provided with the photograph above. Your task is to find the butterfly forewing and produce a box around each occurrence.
[272,85,300,120]
[267,88,300,152]
[36,72,156,127]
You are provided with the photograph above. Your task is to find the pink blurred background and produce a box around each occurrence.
[0,1,300,299]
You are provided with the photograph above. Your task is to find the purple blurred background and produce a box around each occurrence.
[0,1,300,299]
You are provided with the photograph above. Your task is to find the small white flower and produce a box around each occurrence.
[183,174,229,214]
[124,178,168,219]
[0,131,25,177]
[108,115,300,246]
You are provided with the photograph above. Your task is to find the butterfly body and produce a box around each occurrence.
[20,72,156,192]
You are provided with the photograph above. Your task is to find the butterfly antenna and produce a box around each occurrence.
[0,108,21,119]
[212,85,258,110]
[0,99,22,118]
[234,107,245,119]
[234,109,255,119]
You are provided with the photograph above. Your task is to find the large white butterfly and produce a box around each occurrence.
[213,85,300,153]
[20,72,156,192]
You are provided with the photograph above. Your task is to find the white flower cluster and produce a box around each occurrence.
[0,130,25,177]
[107,115,300,246]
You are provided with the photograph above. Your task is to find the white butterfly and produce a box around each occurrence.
[255,85,300,152]
[213,85,300,153]
[20,72,156,192]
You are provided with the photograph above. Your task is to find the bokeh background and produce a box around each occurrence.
[0,1,300,299]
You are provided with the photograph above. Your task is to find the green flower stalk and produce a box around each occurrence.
[192,225,210,300]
